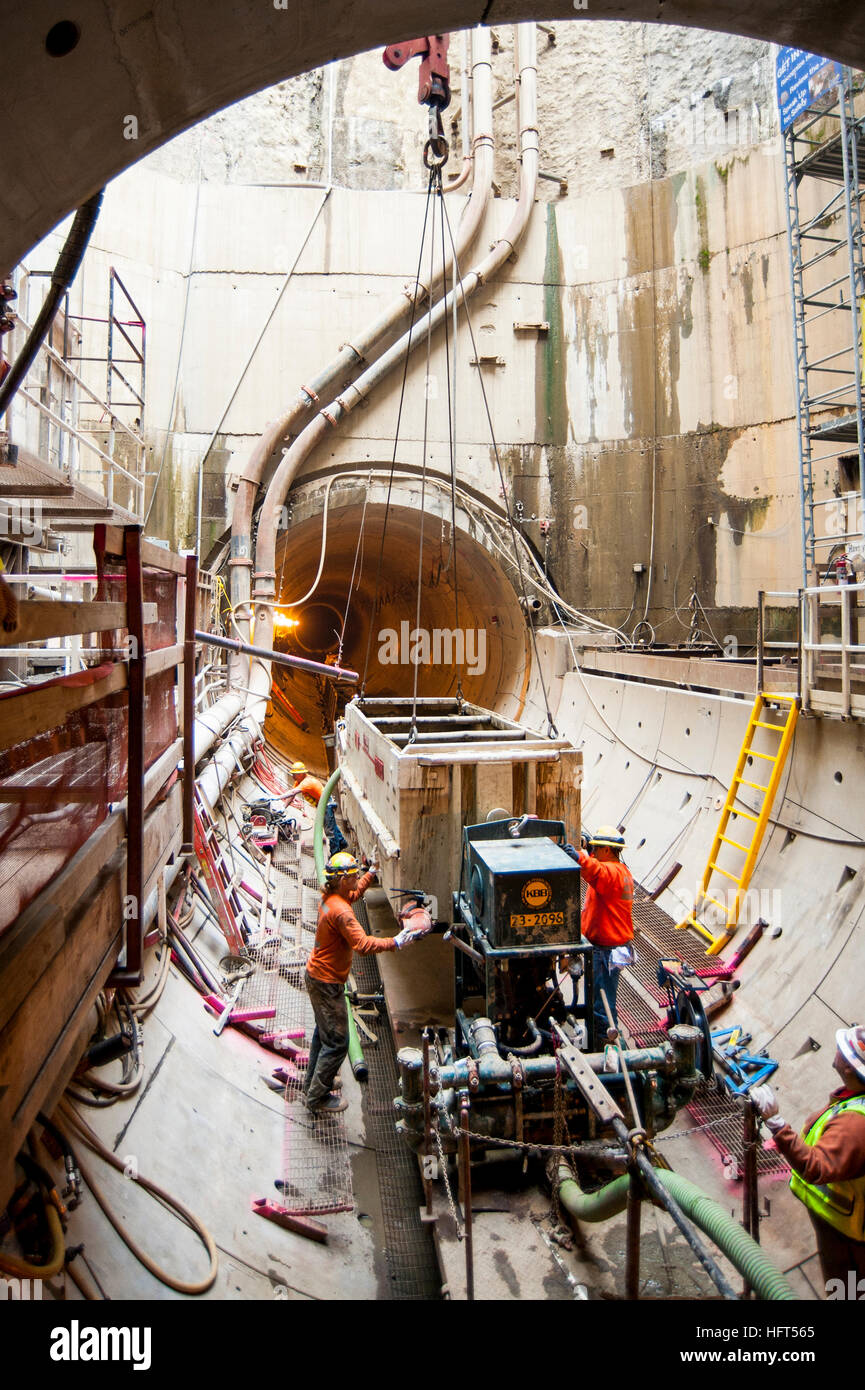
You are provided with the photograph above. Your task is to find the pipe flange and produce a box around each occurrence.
[507,1054,524,1090]
[300,384,319,404]
[228,556,253,569]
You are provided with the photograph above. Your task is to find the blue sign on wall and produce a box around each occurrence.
[776,48,842,132]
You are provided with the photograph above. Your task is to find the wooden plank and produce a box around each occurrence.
[0,599,129,648]
[143,738,183,810]
[536,749,582,833]
[103,525,186,575]
[0,664,127,752]
[0,813,124,1033]
[144,642,183,677]
[0,790,181,1202]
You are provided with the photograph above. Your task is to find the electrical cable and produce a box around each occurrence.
[195,184,334,556]
[143,135,203,527]
[56,1103,218,1295]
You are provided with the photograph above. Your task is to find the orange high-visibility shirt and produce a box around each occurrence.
[306,874,396,984]
[578,851,634,947]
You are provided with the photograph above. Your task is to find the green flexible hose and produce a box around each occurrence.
[313,767,342,887]
[556,1164,796,1301]
[345,983,368,1080]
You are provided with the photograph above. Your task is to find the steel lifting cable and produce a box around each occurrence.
[409,167,442,742]
[439,192,558,737]
[439,169,464,708]
[357,166,438,693]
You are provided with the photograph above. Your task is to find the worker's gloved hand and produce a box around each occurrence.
[580,830,590,850]
[563,843,582,863]
[750,1083,786,1132]
[393,928,414,950]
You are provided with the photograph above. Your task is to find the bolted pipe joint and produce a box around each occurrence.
[668,1024,702,1078]
[468,1017,499,1058]
[397,1047,425,1105]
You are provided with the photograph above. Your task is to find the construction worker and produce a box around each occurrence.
[751,1026,865,1292]
[565,826,634,1040]
[286,760,347,853]
[303,851,424,1114]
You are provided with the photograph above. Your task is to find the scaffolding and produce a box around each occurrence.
[783,66,865,586]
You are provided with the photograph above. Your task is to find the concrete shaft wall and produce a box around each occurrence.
[21,23,845,640]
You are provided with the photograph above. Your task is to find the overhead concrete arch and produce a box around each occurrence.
[4,2,863,272]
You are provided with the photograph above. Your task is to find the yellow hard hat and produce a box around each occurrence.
[589,824,627,850]
[289,761,307,776]
[325,851,360,881]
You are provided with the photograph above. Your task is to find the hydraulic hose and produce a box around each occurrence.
[313,766,342,887]
[0,1201,65,1280]
[0,190,104,417]
[56,1103,218,1295]
[556,1164,796,1301]
[345,983,368,1080]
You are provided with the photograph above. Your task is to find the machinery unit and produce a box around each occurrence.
[395,815,709,1161]
[451,816,592,1052]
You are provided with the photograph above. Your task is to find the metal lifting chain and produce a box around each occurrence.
[434,1113,463,1238]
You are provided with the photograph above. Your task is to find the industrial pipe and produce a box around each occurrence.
[196,628,358,682]
[555,1165,796,1302]
[228,28,495,690]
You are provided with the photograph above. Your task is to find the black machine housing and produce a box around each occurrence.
[452,818,597,1053]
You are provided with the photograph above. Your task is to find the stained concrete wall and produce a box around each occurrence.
[20,23,844,640]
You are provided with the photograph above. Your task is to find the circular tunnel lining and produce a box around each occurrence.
[265,494,531,769]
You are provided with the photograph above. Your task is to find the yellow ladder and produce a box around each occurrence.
[677,693,798,955]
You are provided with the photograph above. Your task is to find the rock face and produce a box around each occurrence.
[144,25,778,197]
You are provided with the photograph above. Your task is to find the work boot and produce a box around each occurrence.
[306,1093,348,1115]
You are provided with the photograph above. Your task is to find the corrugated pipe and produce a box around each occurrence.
[228,27,494,690]
[246,24,536,722]
[555,1165,796,1301]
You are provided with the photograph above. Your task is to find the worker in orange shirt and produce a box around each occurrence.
[286,760,347,853]
[565,825,635,1041]
[303,852,427,1114]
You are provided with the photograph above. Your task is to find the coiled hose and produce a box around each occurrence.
[57,1102,218,1295]
[556,1163,795,1301]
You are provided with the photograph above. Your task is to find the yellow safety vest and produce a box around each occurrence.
[789,1095,865,1242]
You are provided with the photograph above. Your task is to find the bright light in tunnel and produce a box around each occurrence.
[273,610,299,631]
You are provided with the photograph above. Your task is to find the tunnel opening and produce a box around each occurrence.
[262,492,531,769]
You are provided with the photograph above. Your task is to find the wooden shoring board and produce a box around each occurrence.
[0,786,182,1206]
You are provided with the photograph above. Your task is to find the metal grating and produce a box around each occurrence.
[240,835,354,1216]
[688,1080,790,1179]
[352,915,441,1300]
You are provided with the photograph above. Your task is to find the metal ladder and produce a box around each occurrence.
[193,785,252,956]
[677,693,798,955]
